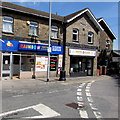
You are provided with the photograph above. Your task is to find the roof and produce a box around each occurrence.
[64,8,103,31]
[1,1,105,31]
[113,50,120,56]
[97,18,117,40]
[1,1,64,21]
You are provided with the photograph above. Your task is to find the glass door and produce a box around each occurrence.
[87,58,93,76]
[2,53,12,80]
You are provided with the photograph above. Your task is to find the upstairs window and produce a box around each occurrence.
[106,40,110,49]
[88,32,94,44]
[29,21,38,36]
[3,16,13,33]
[72,28,79,42]
[51,26,58,39]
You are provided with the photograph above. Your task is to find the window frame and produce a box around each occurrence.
[29,21,38,36]
[72,28,79,42]
[51,26,58,39]
[88,31,94,44]
[2,16,13,33]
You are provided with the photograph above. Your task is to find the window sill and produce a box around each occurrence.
[88,42,93,44]
[72,40,79,42]
[28,34,38,37]
[51,37,59,40]
[2,31,14,34]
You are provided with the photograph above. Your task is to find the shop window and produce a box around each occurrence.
[3,16,13,33]
[88,32,94,44]
[21,55,34,71]
[51,26,58,39]
[29,21,38,36]
[72,28,79,42]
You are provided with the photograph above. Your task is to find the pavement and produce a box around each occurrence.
[1,75,114,90]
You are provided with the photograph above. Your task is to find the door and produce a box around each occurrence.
[87,59,93,76]
[2,53,12,80]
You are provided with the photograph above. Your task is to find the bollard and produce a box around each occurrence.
[59,70,66,81]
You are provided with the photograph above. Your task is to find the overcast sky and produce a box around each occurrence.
[2,1,119,50]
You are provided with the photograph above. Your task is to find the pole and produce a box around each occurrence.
[47,0,52,82]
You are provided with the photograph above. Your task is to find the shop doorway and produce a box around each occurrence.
[70,56,93,76]
[12,54,20,78]
[87,59,93,76]
[2,53,20,80]
[2,53,12,80]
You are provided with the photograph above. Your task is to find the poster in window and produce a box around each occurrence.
[50,57,57,71]
[36,56,48,71]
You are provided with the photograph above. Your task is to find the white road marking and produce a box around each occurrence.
[93,111,102,118]
[77,92,82,96]
[32,104,60,118]
[87,97,93,103]
[85,89,90,92]
[86,92,91,96]
[89,103,98,111]
[77,89,82,92]
[79,83,86,88]
[0,103,60,118]
[79,109,88,118]
[49,90,58,93]
[12,95,23,97]
[77,96,83,101]
[77,102,84,106]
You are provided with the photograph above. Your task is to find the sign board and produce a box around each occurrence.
[1,40,19,52]
[1,40,63,55]
[69,49,96,56]
[58,55,63,67]
[19,43,36,51]
[50,57,57,71]
[36,56,48,71]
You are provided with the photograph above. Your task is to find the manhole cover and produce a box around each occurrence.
[66,102,78,109]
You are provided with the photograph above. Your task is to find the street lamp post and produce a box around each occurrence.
[47,0,52,82]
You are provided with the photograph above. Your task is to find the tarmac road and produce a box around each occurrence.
[1,75,119,119]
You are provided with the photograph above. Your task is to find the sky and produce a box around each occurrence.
[4,1,119,50]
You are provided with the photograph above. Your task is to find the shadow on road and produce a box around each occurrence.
[110,74,120,88]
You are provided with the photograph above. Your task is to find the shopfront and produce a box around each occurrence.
[69,48,96,76]
[0,40,63,80]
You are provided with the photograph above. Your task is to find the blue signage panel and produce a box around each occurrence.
[37,44,48,52]
[0,40,63,55]
[1,39,19,52]
[19,43,37,51]
[37,44,63,54]
[51,45,63,55]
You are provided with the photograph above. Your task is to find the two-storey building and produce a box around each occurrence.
[0,2,64,79]
[97,18,117,75]
[0,2,116,80]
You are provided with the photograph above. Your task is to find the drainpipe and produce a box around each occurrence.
[59,22,66,81]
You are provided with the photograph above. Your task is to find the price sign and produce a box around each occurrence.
[50,57,57,71]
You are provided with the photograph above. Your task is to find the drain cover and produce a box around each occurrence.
[66,102,78,109]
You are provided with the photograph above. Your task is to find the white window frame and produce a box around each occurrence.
[88,32,94,44]
[29,21,38,36]
[72,28,79,42]
[51,26,58,39]
[3,16,13,33]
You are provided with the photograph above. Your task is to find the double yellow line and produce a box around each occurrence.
[60,76,112,85]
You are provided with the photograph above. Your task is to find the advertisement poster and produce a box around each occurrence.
[50,57,57,71]
[36,56,48,71]
[58,55,63,67]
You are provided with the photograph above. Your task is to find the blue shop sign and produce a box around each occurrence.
[0,39,19,52]
[0,40,63,55]
[51,45,63,55]
[37,44,63,54]
[19,43,36,51]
